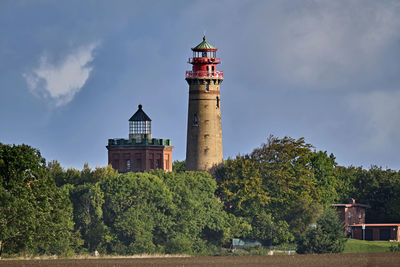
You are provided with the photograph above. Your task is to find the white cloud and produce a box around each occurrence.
[24,42,98,106]
[349,90,400,149]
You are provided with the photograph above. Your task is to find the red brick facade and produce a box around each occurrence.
[107,144,173,172]
[332,199,370,233]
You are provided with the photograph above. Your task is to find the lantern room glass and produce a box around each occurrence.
[193,51,216,58]
[129,120,151,135]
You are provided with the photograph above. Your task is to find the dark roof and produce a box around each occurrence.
[129,104,151,122]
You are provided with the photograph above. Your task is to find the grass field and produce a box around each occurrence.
[344,238,393,253]
[1,253,400,267]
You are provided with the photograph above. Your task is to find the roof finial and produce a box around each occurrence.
[203,35,206,42]
[138,104,142,109]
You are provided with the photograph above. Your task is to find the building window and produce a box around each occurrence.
[126,160,131,171]
[205,83,209,92]
[113,160,119,169]
[156,159,161,169]
[216,96,220,109]
[135,159,141,170]
[359,211,362,219]
[348,211,351,219]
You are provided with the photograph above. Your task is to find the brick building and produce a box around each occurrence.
[331,199,370,234]
[106,104,173,172]
[332,199,400,241]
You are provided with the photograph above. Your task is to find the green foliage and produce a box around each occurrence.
[0,143,81,256]
[296,208,346,254]
[390,242,400,252]
[215,135,324,244]
[172,160,186,173]
[311,151,339,205]
[248,211,293,245]
[64,169,236,255]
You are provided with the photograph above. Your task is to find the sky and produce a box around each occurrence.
[1,0,400,170]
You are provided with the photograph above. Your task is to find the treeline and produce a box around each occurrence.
[1,136,400,256]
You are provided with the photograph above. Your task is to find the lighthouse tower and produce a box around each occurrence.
[185,36,223,171]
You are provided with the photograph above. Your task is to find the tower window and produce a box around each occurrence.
[216,96,220,109]
[126,160,131,171]
[193,113,199,126]
[202,51,207,57]
[205,84,209,92]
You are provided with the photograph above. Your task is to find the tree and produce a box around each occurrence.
[214,136,324,244]
[311,151,339,205]
[172,160,186,173]
[296,207,346,254]
[0,143,80,256]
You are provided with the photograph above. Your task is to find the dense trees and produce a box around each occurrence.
[2,136,400,256]
[214,136,326,244]
[49,166,243,255]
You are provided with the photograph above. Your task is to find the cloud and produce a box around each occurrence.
[24,42,98,106]
[349,89,400,149]
[277,0,400,87]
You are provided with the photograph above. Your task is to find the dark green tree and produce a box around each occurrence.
[0,143,81,256]
[296,207,346,254]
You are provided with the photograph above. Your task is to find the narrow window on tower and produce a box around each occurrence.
[216,96,220,109]
[205,83,209,92]
[193,113,199,127]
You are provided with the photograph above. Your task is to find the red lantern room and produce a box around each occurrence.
[186,36,223,79]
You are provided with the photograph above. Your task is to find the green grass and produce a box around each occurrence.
[344,238,394,253]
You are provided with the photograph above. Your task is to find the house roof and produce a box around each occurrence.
[331,203,371,208]
[129,104,151,122]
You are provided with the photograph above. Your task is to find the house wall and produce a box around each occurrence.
[352,226,399,241]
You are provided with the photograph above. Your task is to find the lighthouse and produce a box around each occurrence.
[185,36,223,171]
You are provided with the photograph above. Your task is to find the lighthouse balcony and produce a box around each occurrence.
[188,57,220,64]
[186,70,224,79]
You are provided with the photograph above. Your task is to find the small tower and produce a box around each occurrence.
[185,36,223,171]
[107,104,173,172]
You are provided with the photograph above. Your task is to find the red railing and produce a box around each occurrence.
[186,71,224,79]
[188,57,221,64]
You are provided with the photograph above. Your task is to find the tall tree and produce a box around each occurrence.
[0,143,80,256]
